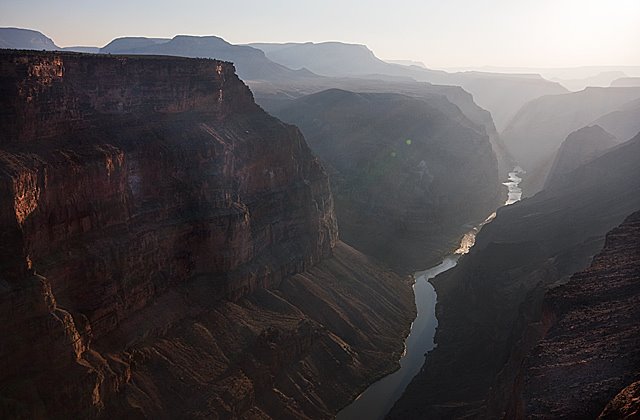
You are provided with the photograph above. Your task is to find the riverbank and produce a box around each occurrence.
[336,256,458,420]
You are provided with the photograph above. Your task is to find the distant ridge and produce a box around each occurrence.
[544,125,619,187]
[0,27,59,50]
[99,35,320,82]
[100,37,170,53]
[501,86,640,194]
[385,59,428,68]
[611,77,640,87]
[248,41,568,130]
[274,88,501,270]
[593,97,640,141]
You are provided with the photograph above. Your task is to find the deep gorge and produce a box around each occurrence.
[2,43,639,420]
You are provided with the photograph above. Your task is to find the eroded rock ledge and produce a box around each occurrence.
[0,50,414,418]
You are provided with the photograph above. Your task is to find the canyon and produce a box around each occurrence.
[1,27,639,420]
[246,41,568,131]
[0,50,416,419]
[501,86,640,195]
[389,132,640,418]
[3,27,557,180]
[274,88,501,271]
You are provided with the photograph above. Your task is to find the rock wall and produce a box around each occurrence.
[0,51,414,418]
[503,210,640,419]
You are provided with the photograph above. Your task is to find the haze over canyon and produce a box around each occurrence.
[1,2,639,418]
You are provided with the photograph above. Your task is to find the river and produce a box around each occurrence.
[336,168,524,420]
[504,166,524,205]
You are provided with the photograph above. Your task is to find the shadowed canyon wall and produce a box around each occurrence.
[275,89,501,271]
[502,210,640,419]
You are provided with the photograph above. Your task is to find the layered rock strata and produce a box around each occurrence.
[0,50,414,419]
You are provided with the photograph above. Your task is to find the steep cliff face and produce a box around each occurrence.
[275,89,500,271]
[389,133,640,419]
[0,50,414,419]
[0,50,336,303]
[504,210,640,419]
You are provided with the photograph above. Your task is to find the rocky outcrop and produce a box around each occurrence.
[275,89,500,271]
[598,381,640,419]
[389,132,640,419]
[0,50,414,418]
[503,210,640,419]
[544,125,619,187]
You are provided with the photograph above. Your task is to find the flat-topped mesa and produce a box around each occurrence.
[0,50,258,144]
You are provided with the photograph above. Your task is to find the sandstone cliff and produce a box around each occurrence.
[0,50,414,419]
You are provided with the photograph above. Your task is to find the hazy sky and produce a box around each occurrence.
[1,0,639,68]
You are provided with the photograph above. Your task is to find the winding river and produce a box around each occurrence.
[336,168,524,420]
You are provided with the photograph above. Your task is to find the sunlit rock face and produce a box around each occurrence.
[276,89,501,271]
[0,51,416,419]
